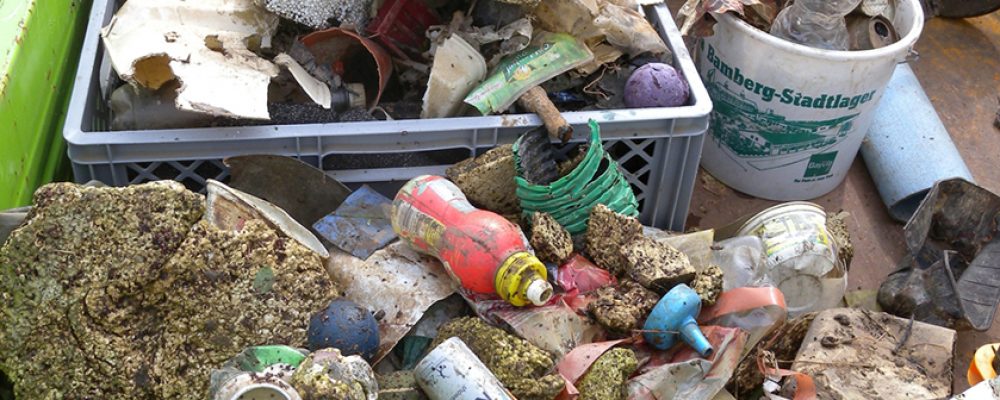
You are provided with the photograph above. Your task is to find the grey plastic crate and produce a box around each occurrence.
[64,1,711,231]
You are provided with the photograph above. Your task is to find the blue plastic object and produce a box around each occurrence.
[312,185,396,259]
[642,284,712,357]
[307,299,380,361]
[860,64,974,223]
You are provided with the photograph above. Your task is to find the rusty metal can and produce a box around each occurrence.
[414,337,514,400]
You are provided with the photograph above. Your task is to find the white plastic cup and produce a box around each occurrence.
[698,0,924,200]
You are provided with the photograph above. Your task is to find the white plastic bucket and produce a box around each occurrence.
[698,0,924,200]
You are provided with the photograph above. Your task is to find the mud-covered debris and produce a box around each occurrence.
[377,371,428,400]
[433,317,564,400]
[0,182,203,399]
[621,236,696,293]
[289,348,378,400]
[588,280,660,334]
[730,313,816,394]
[446,145,521,215]
[154,219,339,398]
[586,204,643,276]
[691,264,724,306]
[826,211,853,269]
[0,181,339,399]
[576,348,638,400]
[530,212,573,263]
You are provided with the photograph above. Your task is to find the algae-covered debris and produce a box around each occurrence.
[0,182,203,399]
[621,236,696,293]
[530,212,573,263]
[432,317,564,400]
[691,264,724,306]
[587,280,659,334]
[154,219,339,398]
[827,211,853,270]
[289,349,378,400]
[576,348,638,400]
[377,371,428,400]
[586,204,642,276]
[446,145,521,216]
[0,182,339,399]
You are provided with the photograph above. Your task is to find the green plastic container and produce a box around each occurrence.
[0,0,92,209]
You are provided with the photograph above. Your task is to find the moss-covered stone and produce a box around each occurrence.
[432,317,564,400]
[691,264,724,306]
[530,212,573,263]
[585,204,642,276]
[588,280,660,334]
[576,348,638,400]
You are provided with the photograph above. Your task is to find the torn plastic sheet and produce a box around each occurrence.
[676,0,781,37]
[100,0,280,120]
[313,185,396,260]
[326,242,456,363]
[628,326,747,400]
[533,0,669,58]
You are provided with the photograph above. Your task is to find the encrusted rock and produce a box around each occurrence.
[377,370,427,400]
[585,204,642,276]
[588,280,660,334]
[621,236,696,293]
[0,182,339,399]
[154,219,339,398]
[530,212,573,263]
[446,145,521,215]
[691,264,724,306]
[576,348,638,400]
[433,317,564,400]
[289,348,378,400]
[0,182,204,399]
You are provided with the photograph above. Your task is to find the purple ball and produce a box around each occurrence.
[624,63,690,108]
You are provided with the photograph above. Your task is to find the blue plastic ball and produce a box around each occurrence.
[307,299,380,361]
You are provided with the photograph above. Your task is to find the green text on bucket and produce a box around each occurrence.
[706,45,877,110]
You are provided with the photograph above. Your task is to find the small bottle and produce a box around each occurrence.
[391,175,554,306]
[769,0,863,51]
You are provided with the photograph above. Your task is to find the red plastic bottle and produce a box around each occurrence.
[391,175,553,306]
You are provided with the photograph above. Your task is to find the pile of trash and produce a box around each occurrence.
[678,0,902,51]
[1,137,971,399]
[102,0,691,131]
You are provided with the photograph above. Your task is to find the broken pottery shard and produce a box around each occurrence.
[289,348,378,400]
[792,308,955,399]
[446,145,521,215]
[313,185,396,260]
[530,212,573,263]
[433,317,565,400]
[422,34,487,118]
[690,264,724,306]
[155,219,339,399]
[326,242,456,363]
[586,204,643,276]
[274,53,332,109]
[206,179,329,259]
[576,348,638,400]
[621,236,696,293]
[256,0,371,31]
[0,182,203,399]
[100,0,280,119]
[588,280,660,333]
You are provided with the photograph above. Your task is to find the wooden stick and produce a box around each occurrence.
[518,86,572,143]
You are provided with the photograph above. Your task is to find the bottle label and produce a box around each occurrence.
[393,200,447,253]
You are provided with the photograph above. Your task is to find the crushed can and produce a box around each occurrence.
[737,202,846,316]
[414,337,514,400]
